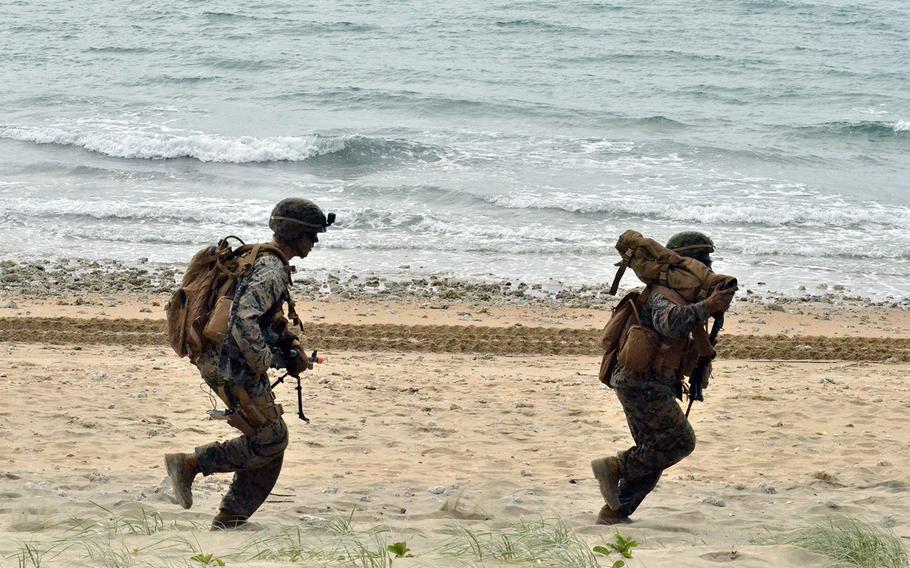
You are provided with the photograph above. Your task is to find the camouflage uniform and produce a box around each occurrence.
[194,254,292,519]
[608,290,709,517]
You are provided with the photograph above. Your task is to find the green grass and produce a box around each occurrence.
[237,512,397,567]
[13,543,50,568]
[77,503,201,536]
[8,539,82,568]
[440,518,634,568]
[4,510,636,568]
[786,516,909,568]
[237,526,316,563]
[82,540,145,568]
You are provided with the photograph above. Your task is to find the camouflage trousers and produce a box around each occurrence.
[612,379,696,516]
[194,355,289,518]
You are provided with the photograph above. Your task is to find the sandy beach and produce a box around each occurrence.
[1,279,908,567]
[4,0,909,563]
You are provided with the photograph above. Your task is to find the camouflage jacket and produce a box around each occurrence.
[218,254,293,386]
[610,290,709,388]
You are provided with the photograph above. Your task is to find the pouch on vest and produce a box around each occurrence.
[616,294,661,374]
[202,295,233,344]
[618,323,660,374]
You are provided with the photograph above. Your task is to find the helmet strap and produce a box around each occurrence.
[270,215,326,232]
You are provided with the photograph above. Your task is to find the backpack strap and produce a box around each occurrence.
[650,284,689,305]
[608,247,636,295]
[628,286,652,322]
[256,244,290,266]
[248,244,304,332]
[226,243,288,277]
[235,244,262,274]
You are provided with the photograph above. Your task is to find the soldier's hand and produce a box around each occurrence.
[271,315,290,336]
[705,287,735,315]
[287,348,313,376]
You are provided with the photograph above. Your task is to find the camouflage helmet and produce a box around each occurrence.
[666,231,714,262]
[269,198,335,241]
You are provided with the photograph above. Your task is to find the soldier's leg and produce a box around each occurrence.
[195,380,288,527]
[615,471,661,517]
[217,451,285,523]
[195,395,289,477]
[613,382,695,514]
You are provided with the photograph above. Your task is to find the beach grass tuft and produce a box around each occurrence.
[10,539,76,568]
[79,503,201,537]
[5,511,636,567]
[82,540,143,568]
[786,516,908,568]
[237,512,397,567]
[238,526,338,564]
[14,543,47,568]
[440,517,633,568]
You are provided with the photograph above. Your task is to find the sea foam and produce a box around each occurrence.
[0,124,346,163]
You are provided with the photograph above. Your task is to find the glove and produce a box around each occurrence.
[286,346,313,377]
[705,287,735,315]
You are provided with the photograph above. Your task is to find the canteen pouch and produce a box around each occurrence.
[618,324,660,373]
[202,296,233,344]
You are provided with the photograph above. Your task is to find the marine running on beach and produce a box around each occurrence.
[162,211,732,530]
[164,198,333,530]
[592,231,736,525]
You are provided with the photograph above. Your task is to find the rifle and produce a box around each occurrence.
[685,313,723,417]
[270,349,324,423]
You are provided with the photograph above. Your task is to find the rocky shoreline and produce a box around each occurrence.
[1,258,907,311]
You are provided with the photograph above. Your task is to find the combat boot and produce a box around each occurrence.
[591,456,622,510]
[211,509,249,530]
[164,453,198,509]
[596,504,631,525]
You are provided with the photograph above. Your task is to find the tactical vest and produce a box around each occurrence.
[599,285,712,385]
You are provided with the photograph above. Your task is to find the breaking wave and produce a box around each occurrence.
[0,197,271,226]
[0,124,446,164]
[0,124,341,162]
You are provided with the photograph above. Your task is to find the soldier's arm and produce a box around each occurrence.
[229,256,289,375]
[648,292,709,337]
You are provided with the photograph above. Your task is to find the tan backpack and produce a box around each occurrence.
[609,230,735,302]
[600,230,736,385]
[165,237,290,362]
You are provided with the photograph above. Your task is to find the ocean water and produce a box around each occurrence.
[1,0,908,298]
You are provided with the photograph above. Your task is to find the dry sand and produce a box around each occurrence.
[0,294,908,567]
